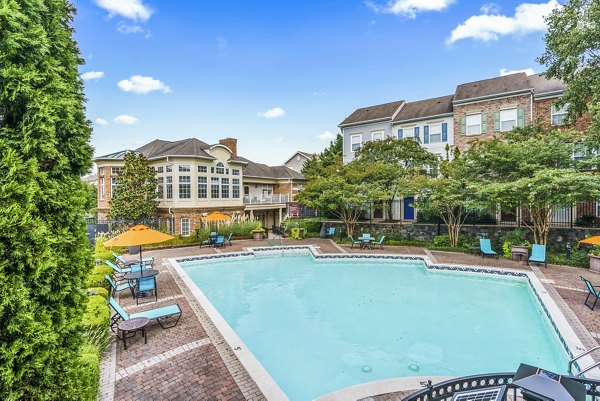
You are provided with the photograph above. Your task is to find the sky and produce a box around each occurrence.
[73,0,560,166]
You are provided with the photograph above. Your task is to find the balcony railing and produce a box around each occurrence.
[243,194,289,204]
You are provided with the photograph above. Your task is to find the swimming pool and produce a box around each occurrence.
[176,251,570,401]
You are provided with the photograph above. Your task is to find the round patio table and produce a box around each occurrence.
[124,269,160,281]
[117,317,149,350]
[357,236,373,249]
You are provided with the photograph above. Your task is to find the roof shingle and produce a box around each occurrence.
[454,73,532,102]
[339,100,404,126]
[393,95,454,122]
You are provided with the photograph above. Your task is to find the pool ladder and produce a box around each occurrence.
[568,346,600,376]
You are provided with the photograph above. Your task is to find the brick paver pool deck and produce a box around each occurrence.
[100,238,600,401]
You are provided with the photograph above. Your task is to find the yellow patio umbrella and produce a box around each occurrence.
[104,225,174,265]
[202,211,231,222]
[579,236,600,246]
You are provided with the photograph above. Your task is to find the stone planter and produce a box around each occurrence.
[590,255,600,273]
[252,232,264,241]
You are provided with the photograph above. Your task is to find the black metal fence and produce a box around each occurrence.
[85,217,174,245]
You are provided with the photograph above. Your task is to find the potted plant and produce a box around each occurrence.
[589,247,600,273]
[252,222,265,241]
[500,228,530,260]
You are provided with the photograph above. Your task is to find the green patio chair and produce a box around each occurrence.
[372,235,386,250]
[528,244,547,268]
[581,276,600,310]
[349,236,362,249]
[109,297,182,330]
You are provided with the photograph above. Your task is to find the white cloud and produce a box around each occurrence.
[500,67,535,76]
[117,75,172,94]
[316,131,335,141]
[258,107,285,119]
[480,3,501,14]
[94,118,108,126]
[81,71,104,81]
[114,115,138,125]
[95,0,153,22]
[447,0,559,44]
[366,0,454,18]
[116,22,151,37]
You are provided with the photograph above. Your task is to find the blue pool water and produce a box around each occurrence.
[182,254,567,401]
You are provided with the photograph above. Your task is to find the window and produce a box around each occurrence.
[156,166,163,174]
[216,162,225,174]
[244,186,250,196]
[226,168,229,174]
[573,143,587,160]
[232,169,240,176]
[403,127,414,138]
[466,114,482,135]
[179,176,191,199]
[232,178,240,198]
[179,165,190,172]
[198,177,207,198]
[180,218,190,236]
[552,103,568,125]
[98,167,105,175]
[99,177,105,200]
[111,167,122,175]
[111,177,117,198]
[198,165,207,173]
[157,177,164,199]
[211,177,219,198]
[166,165,172,173]
[372,131,384,141]
[221,178,229,198]
[351,134,362,152]
[166,176,173,199]
[428,124,442,143]
[500,108,517,132]
[297,183,303,192]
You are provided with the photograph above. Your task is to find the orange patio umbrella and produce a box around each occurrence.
[104,225,174,265]
[202,211,231,222]
[579,236,600,246]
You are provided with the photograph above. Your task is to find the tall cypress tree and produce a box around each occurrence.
[0,0,94,399]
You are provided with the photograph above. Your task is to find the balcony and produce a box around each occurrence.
[243,194,289,204]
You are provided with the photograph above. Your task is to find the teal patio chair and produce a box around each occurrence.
[105,275,131,297]
[109,297,182,330]
[349,236,362,249]
[581,276,600,310]
[225,232,233,246]
[214,235,225,248]
[326,227,336,238]
[133,277,157,305]
[113,252,154,268]
[528,244,547,268]
[479,239,498,259]
[105,260,131,280]
[372,235,386,250]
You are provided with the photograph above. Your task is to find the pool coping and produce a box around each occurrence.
[169,245,600,401]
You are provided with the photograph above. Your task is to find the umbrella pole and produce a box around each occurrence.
[139,245,143,267]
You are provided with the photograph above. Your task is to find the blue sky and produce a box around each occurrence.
[74,0,559,166]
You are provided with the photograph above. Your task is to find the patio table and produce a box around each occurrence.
[357,236,373,249]
[124,269,160,281]
[117,317,149,350]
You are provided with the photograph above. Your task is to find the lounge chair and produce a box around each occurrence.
[479,239,498,259]
[198,236,212,248]
[581,276,600,310]
[109,297,182,330]
[326,227,335,238]
[350,236,362,249]
[225,232,233,246]
[133,277,157,304]
[372,235,386,250]
[113,252,154,268]
[528,244,547,268]
[105,260,131,279]
[105,274,131,297]
[214,235,225,248]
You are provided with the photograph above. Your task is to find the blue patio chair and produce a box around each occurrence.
[479,239,498,259]
[214,235,225,248]
[372,235,386,250]
[109,297,182,330]
[581,276,600,310]
[349,236,362,249]
[105,274,131,297]
[528,244,547,268]
[225,232,233,246]
[133,277,157,304]
[209,231,218,244]
[113,252,154,268]
[105,260,131,280]
[326,227,335,238]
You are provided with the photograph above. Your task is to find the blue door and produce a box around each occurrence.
[403,197,415,220]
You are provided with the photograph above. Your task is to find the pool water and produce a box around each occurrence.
[183,254,567,401]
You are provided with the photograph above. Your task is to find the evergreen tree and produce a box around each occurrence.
[0,0,94,399]
[108,152,158,220]
[302,133,342,178]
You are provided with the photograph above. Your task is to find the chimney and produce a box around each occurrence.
[219,138,237,157]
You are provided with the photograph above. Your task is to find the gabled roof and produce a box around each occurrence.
[284,151,315,165]
[454,73,532,103]
[393,95,454,122]
[136,138,214,160]
[527,73,565,96]
[339,100,404,126]
[235,157,305,180]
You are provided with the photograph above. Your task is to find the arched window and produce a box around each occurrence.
[216,162,225,174]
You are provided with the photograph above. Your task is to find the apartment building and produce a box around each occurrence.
[94,137,305,235]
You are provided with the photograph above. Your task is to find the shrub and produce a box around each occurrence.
[433,234,467,248]
[85,264,112,290]
[93,236,116,261]
[548,248,590,268]
[82,295,110,333]
[500,229,530,258]
[303,220,323,234]
[87,287,109,300]
[73,344,101,401]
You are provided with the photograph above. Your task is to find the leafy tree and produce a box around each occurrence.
[108,152,158,220]
[539,0,600,131]
[302,133,342,179]
[83,181,97,217]
[0,0,95,399]
[296,159,381,235]
[465,126,600,244]
[354,138,438,220]
[414,149,480,247]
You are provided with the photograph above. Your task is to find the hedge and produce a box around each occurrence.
[85,264,113,290]
[74,344,101,401]
[82,295,110,333]
[87,287,109,300]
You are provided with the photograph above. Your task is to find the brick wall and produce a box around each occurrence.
[218,138,237,157]
[534,97,591,131]
[157,206,245,236]
[453,93,532,151]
